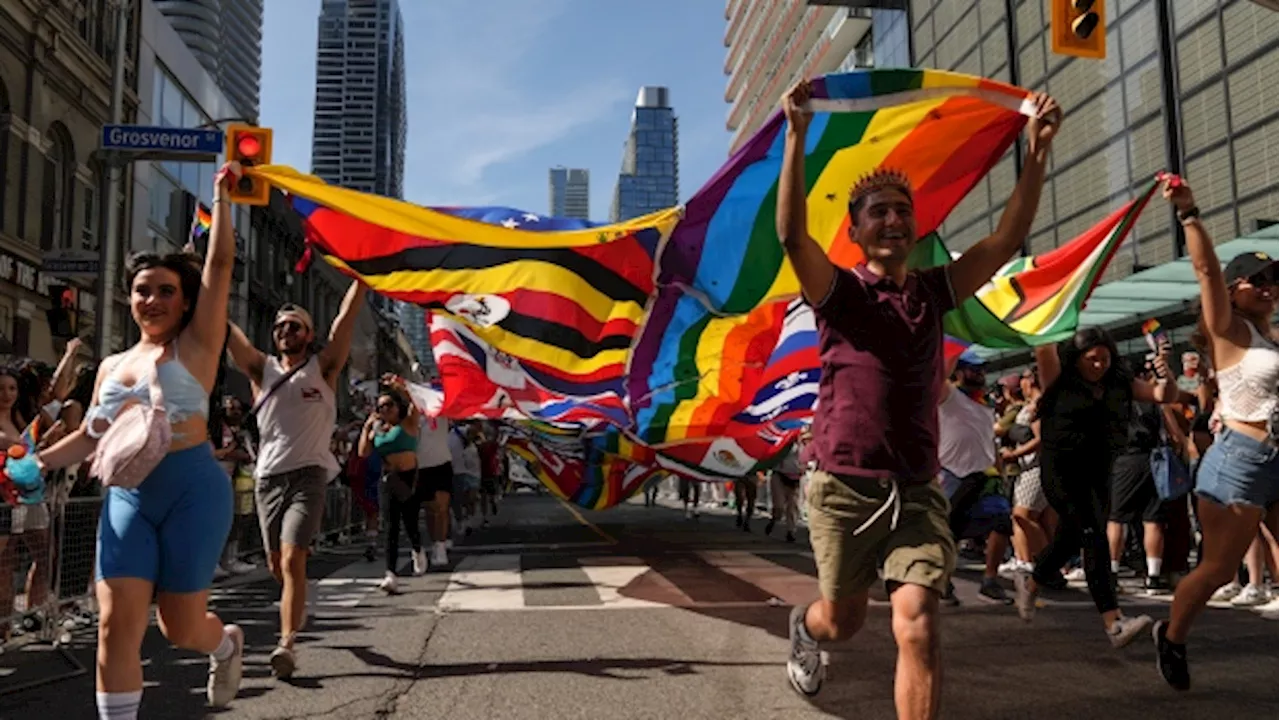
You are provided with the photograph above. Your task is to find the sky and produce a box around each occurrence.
[261,0,735,220]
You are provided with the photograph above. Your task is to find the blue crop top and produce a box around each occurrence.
[373,424,418,456]
[85,342,210,439]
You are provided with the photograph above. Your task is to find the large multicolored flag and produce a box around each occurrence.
[628,68,1034,445]
[918,177,1163,348]
[249,165,681,389]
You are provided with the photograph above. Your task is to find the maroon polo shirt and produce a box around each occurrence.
[809,263,956,484]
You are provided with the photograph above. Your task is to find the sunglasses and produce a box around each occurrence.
[274,320,303,334]
[377,401,395,411]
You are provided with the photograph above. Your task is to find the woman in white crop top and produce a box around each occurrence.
[1153,176,1279,693]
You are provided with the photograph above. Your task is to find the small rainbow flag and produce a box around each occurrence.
[189,204,212,243]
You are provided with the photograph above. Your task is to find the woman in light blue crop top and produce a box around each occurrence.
[33,163,248,717]
[358,378,425,590]
[1154,176,1279,692]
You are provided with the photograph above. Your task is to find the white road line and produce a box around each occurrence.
[437,554,525,612]
[581,564,667,609]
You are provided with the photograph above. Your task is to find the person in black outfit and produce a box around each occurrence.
[1012,327,1178,649]
[1107,388,1171,594]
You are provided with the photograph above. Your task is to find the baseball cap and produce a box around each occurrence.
[955,349,984,368]
[275,304,314,332]
[1224,251,1278,286]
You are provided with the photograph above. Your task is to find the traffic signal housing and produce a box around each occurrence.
[46,285,76,339]
[224,124,273,206]
[1051,0,1106,60]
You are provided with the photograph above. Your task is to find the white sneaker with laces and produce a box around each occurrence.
[227,560,257,575]
[1231,583,1268,607]
[1211,581,1243,602]
[207,625,244,707]
[786,605,826,697]
[1107,614,1153,648]
[412,548,428,576]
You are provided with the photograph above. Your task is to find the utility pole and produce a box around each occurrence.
[97,0,131,359]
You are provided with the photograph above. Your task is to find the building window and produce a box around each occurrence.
[41,123,76,251]
[82,164,100,251]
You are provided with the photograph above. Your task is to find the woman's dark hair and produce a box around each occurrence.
[14,361,51,424]
[125,251,204,330]
[1037,326,1133,419]
[378,388,410,422]
[0,367,26,430]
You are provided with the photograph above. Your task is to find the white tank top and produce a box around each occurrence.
[416,416,452,468]
[1216,322,1279,426]
[254,355,340,480]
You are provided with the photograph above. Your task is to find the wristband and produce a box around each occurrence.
[1177,206,1200,223]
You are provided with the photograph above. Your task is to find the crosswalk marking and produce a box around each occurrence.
[437,554,525,612]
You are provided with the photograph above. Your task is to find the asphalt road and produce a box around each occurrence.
[2,490,1276,719]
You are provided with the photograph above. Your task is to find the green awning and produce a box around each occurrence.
[973,223,1278,365]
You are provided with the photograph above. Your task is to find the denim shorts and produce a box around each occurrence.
[1195,428,1278,509]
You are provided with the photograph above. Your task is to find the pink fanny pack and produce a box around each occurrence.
[94,366,172,489]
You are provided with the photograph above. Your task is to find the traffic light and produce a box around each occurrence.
[1051,0,1105,60]
[224,124,273,206]
[46,285,76,338]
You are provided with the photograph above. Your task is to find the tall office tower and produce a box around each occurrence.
[723,1,890,154]
[155,0,264,122]
[549,167,591,219]
[310,0,407,199]
[610,87,679,222]
[909,0,1277,281]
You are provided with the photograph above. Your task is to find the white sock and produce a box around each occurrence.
[212,628,236,661]
[96,690,142,720]
[1110,560,1121,574]
[1146,557,1163,577]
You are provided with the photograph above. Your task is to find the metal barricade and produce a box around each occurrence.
[1,494,92,696]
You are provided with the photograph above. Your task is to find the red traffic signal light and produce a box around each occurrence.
[224,125,273,206]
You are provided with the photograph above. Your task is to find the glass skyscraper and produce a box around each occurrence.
[611,87,679,222]
[549,167,591,219]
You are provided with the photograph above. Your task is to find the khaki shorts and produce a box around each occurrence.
[256,465,329,552]
[807,469,956,600]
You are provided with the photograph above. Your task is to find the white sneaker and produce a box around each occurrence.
[430,542,449,568]
[207,625,244,707]
[1107,614,1153,649]
[1013,571,1038,622]
[787,605,826,697]
[1211,581,1243,602]
[227,560,256,575]
[1231,584,1268,607]
[412,548,428,576]
[1065,567,1087,582]
[269,644,297,679]
[379,571,398,594]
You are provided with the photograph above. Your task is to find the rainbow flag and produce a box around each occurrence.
[248,165,682,387]
[189,204,212,243]
[629,69,1033,445]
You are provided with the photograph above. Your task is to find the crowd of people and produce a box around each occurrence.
[0,76,1272,720]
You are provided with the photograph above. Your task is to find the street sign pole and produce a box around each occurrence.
[98,0,131,359]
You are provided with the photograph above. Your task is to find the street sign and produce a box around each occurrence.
[101,125,224,156]
[42,250,101,278]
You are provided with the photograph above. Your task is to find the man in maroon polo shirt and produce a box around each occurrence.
[777,79,1061,718]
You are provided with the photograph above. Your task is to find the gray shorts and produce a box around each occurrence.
[256,465,329,552]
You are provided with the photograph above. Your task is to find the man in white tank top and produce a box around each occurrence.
[225,281,364,680]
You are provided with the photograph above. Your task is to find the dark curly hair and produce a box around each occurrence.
[125,251,204,331]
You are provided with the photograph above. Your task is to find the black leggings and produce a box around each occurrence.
[385,470,423,574]
[1035,454,1117,614]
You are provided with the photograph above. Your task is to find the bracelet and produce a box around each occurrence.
[1177,206,1200,223]
[213,198,231,206]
